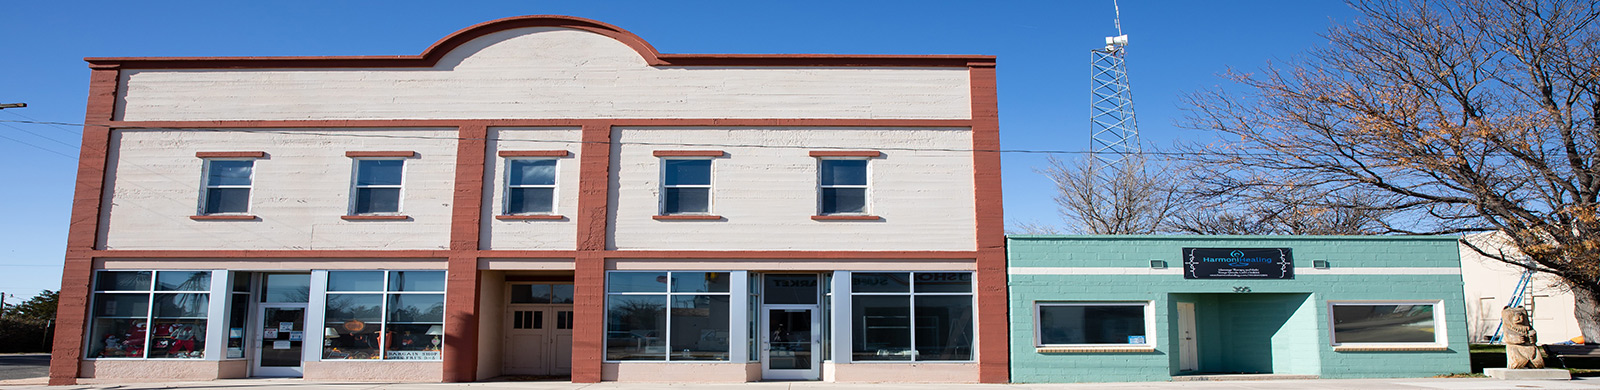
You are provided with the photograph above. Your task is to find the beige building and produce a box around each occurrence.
[1459,232,1582,344]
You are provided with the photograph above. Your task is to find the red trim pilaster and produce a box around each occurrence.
[50,66,121,386]
[571,122,612,383]
[968,62,1009,384]
[443,123,487,382]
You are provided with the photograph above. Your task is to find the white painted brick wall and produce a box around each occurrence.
[483,127,582,250]
[609,127,977,251]
[101,128,458,250]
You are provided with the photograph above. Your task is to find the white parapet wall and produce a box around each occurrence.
[116,28,972,122]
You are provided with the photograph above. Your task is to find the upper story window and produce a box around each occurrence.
[200,159,255,215]
[660,159,712,215]
[505,158,557,215]
[818,159,868,215]
[351,158,405,215]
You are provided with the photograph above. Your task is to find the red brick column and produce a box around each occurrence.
[571,122,612,382]
[969,62,1010,384]
[443,123,488,382]
[49,66,121,386]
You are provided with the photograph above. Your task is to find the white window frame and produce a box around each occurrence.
[348,158,406,215]
[816,158,871,216]
[847,271,976,363]
[85,270,217,360]
[1326,300,1447,347]
[603,270,735,363]
[658,158,713,215]
[502,157,559,215]
[1032,301,1156,348]
[198,159,256,215]
[321,270,446,361]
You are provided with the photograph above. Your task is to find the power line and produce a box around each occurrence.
[0,132,77,159]
[1,110,82,135]
[0,121,81,151]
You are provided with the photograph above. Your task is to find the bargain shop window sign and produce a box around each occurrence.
[1183,248,1293,279]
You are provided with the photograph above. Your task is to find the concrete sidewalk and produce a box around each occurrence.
[3,378,1600,390]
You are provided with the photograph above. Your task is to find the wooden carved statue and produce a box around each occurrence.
[1502,306,1545,369]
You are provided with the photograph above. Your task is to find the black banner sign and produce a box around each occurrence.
[1183,248,1293,279]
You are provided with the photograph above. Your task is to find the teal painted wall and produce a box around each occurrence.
[1008,236,1470,383]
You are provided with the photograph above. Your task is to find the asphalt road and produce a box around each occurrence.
[0,354,49,381]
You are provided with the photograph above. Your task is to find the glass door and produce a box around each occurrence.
[762,306,819,380]
[254,305,306,377]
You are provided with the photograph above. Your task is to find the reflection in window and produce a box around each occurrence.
[660,159,712,215]
[605,271,730,361]
[323,271,445,360]
[818,158,868,215]
[1036,303,1149,346]
[510,284,575,304]
[850,272,973,361]
[1332,303,1438,343]
[505,158,557,214]
[88,270,211,359]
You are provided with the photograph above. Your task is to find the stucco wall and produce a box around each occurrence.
[115,28,972,121]
[79,359,228,381]
[477,271,507,380]
[483,127,582,250]
[1007,236,1470,383]
[609,127,976,251]
[100,128,458,250]
[1459,232,1582,342]
[303,361,443,382]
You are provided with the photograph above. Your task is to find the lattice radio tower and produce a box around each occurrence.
[1089,0,1140,182]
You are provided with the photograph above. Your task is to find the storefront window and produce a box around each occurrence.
[606,271,731,361]
[1331,302,1440,344]
[850,272,973,361]
[1035,303,1150,346]
[88,270,211,359]
[322,271,444,360]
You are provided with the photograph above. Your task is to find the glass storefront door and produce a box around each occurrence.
[253,273,310,377]
[254,305,305,377]
[762,306,819,380]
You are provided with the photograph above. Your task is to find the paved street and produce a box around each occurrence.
[0,355,48,381]
[3,377,1600,390]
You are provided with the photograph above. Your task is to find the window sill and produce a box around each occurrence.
[1332,345,1448,352]
[190,215,258,221]
[812,215,882,221]
[1036,346,1156,353]
[341,215,410,221]
[496,214,566,221]
[653,215,723,221]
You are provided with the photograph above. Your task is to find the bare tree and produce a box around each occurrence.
[1165,186,1393,235]
[1180,0,1600,339]
[1039,155,1179,234]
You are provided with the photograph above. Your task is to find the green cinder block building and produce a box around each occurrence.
[1007,235,1471,382]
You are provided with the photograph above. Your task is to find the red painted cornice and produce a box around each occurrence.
[84,15,993,70]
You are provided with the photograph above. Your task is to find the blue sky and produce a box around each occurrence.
[0,1,1359,297]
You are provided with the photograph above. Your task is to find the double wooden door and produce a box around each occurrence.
[504,304,574,376]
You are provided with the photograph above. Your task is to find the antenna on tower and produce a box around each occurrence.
[1089,0,1140,183]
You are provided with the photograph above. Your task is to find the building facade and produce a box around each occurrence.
[49,15,1007,384]
[1459,232,1582,344]
[1007,236,1470,382]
